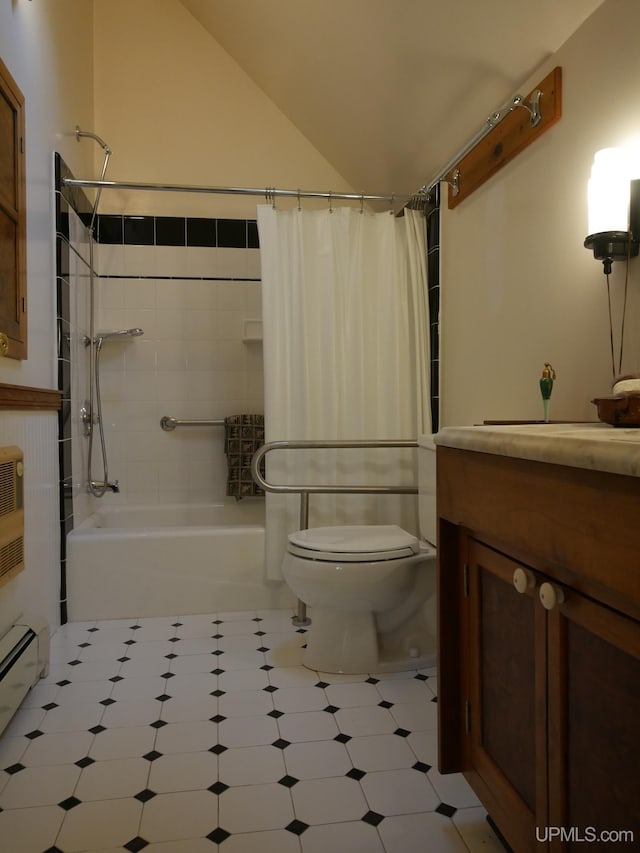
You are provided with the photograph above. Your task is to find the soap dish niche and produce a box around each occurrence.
[242,319,262,342]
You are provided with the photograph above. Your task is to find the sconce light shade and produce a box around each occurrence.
[584,148,639,272]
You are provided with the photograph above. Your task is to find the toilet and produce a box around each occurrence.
[281,435,437,674]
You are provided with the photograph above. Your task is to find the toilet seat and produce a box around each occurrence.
[287,524,420,562]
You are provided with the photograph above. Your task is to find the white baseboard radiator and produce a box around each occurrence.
[0,619,50,737]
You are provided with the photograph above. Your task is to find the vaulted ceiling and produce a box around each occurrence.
[179,0,604,198]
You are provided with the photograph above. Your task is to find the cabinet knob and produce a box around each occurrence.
[539,581,565,610]
[0,332,9,357]
[513,567,536,594]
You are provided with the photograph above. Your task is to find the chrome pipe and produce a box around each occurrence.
[75,126,111,154]
[418,93,530,199]
[75,128,113,235]
[61,177,407,205]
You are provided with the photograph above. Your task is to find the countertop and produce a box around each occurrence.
[434,422,640,478]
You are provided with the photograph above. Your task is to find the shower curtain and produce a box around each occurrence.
[257,205,431,580]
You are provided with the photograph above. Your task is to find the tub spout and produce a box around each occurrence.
[90,480,120,493]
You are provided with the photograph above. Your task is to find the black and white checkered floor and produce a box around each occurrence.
[0,610,503,852]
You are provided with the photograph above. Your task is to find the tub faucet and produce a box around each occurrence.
[89,480,120,493]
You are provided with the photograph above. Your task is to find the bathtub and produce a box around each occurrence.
[66,500,295,620]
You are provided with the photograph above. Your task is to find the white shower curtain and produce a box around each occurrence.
[257,205,431,580]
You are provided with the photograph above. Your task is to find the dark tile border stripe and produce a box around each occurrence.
[97,214,260,248]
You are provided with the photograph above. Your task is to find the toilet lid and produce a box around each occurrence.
[287,525,420,562]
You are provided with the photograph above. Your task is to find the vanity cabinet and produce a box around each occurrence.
[436,443,640,852]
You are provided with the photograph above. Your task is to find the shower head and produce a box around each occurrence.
[75,126,112,155]
[96,328,144,343]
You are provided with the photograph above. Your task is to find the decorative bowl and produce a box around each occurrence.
[591,392,640,427]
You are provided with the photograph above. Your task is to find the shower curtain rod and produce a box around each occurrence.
[416,92,540,200]
[61,178,407,206]
[65,89,536,208]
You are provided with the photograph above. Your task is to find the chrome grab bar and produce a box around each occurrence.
[251,438,418,530]
[251,438,418,627]
[161,415,225,431]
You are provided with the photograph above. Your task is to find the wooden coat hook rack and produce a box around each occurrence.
[447,66,562,208]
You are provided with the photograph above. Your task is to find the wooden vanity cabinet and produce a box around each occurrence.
[437,446,640,852]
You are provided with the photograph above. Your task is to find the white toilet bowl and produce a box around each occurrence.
[282,524,437,674]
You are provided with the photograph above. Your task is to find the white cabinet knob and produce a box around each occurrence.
[539,581,565,610]
[513,567,536,594]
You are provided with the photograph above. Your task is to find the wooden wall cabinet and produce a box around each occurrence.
[0,56,27,360]
[437,444,640,852]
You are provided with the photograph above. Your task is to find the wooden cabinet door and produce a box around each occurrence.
[0,57,27,359]
[467,539,548,852]
[547,587,640,852]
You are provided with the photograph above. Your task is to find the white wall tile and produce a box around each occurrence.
[123,245,155,276]
[218,281,248,310]
[123,339,157,371]
[156,341,189,371]
[186,247,217,278]
[97,244,125,277]
[92,248,262,504]
[247,250,262,280]
[155,245,189,278]
[214,310,243,340]
[185,309,218,341]
[124,278,156,310]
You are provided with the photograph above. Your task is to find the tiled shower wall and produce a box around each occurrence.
[94,218,263,507]
[55,154,264,525]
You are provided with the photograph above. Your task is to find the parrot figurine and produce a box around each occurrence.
[540,363,556,422]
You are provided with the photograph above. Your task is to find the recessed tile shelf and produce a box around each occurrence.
[242,319,263,342]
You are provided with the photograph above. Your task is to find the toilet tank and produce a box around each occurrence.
[418,434,437,546]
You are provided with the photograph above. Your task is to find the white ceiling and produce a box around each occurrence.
[179,0,604,198]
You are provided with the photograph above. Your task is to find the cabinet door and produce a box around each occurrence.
[468,539,548,852]
[547,586,640,851]
[0,58,27,359]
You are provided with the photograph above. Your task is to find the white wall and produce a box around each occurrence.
[93,0,355,218]
[440,0,640,427]
[0,0,94,390]
[0,0,94,638]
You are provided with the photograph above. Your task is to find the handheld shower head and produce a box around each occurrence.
[96,328,144,345]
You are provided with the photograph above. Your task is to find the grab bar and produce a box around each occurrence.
[160,415,225,431]
[251,439,418,627]
[251,439,418,524]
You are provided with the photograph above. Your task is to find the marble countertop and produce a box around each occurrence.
[434,423,640,478]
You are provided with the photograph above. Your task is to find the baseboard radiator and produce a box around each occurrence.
[0,619,50,736]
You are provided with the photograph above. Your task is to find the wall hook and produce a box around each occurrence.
[446,169,460,198]
[513,90,542,127]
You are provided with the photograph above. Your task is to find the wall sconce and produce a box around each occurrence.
[584,148,640,274]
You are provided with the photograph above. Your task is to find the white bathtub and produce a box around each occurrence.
[66,500,295,620]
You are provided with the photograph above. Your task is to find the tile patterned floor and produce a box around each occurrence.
[0,610,504,852]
